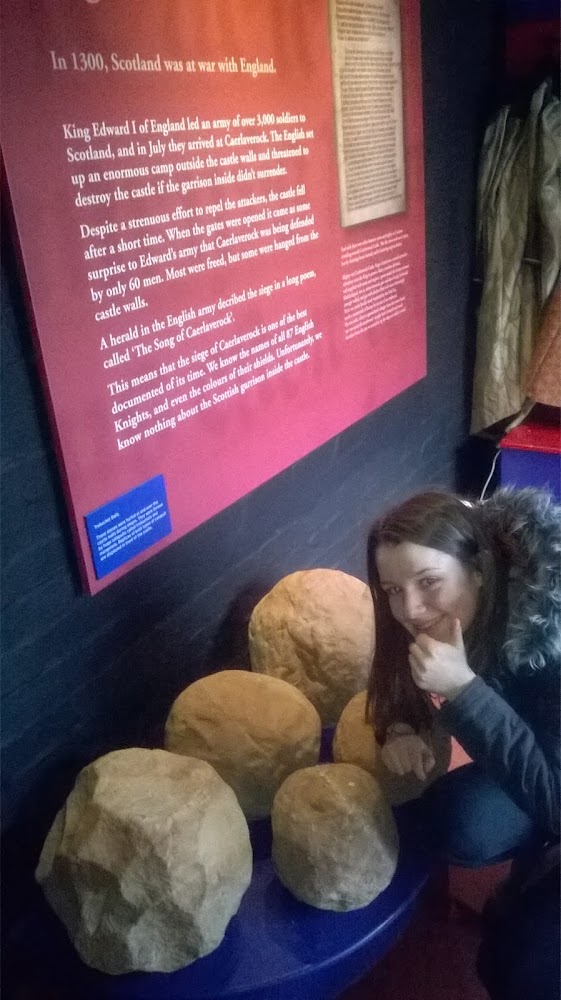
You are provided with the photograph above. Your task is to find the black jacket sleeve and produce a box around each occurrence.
[439,671,560,838]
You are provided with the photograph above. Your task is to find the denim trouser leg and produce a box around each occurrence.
[416,763,539,867]
[409,763,558,1000]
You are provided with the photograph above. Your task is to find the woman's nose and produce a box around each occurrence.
[403,588,425,621]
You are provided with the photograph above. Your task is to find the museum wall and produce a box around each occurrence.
[1,0,496,930]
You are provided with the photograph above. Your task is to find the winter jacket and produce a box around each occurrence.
[440,488,561,837]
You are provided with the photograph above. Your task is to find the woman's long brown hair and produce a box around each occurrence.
[366,491,502,744]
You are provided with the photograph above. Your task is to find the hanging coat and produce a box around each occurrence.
[471,81,561,434]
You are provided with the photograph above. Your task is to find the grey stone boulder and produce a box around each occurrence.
[248,569,375,726]
[36,748,252,974]
[165,670,321,819]
[272,762,398,911]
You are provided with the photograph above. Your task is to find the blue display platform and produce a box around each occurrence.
[24,802,433,1000]
[499,418,561,501]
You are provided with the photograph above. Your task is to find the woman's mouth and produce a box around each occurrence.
[411,618,443,636]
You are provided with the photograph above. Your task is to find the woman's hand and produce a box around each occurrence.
[381,733,436,781]
[408,616,476,701]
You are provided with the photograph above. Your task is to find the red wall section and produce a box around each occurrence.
[2,0,426,592]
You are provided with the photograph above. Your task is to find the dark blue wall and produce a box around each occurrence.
[1,1,497,932]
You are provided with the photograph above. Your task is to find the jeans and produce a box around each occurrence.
[415,762,560,1000]
[418,762,540,867]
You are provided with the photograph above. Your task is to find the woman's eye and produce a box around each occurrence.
[420,577,440,589]
[383,586,401,597]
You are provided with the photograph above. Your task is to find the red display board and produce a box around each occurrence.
[2,0,426,593]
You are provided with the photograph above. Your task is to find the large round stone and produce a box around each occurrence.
[333,691,452,805]
[272,763,398,911]
[165,670,321,820]
[36,748,252,975]
[248,569,375,726]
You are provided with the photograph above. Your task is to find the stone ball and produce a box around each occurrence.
[272,763,398,911]
[165,670,321,820]
[36,748,252,975]
[333,691,452,805]
[248,569,375,727]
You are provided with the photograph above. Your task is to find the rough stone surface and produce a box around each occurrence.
[35,748,252,975]
[248,570,375,726]
[272,763,398,911]
[333,691,452,805]
[165,670,321,819]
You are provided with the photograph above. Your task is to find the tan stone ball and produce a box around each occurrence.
[36,748,252,975]
[272,763,398,911]
[333,691,452,805]
[165,670,321,820]
[248,569,375,726]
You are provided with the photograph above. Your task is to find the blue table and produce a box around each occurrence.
[22,802,433,1000]
[499,418,561,501]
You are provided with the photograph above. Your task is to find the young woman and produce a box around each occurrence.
[366,487,560,1000]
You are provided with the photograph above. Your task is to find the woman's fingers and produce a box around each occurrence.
[409,649,429,689]
[381,743,408,776]
[410,743,434,780]
[421,744,436,777]
[381,744,404,775]
[414,633,433,653]
[381,734,435,781]
[412,754,427,781]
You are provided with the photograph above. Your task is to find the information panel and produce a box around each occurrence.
[330,0,406,226]
[2,0,426,593]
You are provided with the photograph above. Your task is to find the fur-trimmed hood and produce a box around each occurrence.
[475,487,561,674]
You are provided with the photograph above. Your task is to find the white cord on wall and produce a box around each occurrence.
[479,448,500,501]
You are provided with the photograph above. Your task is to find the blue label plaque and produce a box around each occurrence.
[85,475,172,580]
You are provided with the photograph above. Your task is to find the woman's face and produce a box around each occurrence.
[375,542,482,641]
